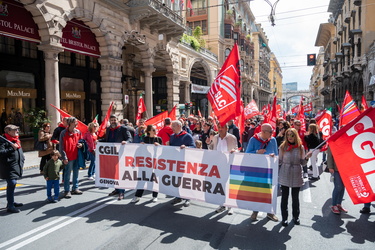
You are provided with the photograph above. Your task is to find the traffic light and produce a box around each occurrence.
[307,54,316,66]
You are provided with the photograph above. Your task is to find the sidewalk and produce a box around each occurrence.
[23,150,40,170]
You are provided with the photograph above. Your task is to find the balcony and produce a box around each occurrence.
[344,12,351,23]
[187,8,208,18]
[127,0,185,40]
[320,86,330,96]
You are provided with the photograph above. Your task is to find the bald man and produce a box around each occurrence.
[245,123,279,222]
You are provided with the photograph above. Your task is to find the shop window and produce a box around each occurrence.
[224,24,232,39]
[61,77,84,91]
[90,80,97,94]
[0,36,15,55]
[21,41,37,58]
[59,51,71,64]
[89,56,98,69]
[75,53,86,67]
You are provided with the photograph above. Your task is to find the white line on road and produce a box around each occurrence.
[0,190,135,250]
[302,180,312,203]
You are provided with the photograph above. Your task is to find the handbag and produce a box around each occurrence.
[34,140,47,151]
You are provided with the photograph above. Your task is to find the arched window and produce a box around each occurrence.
[225,48,231,60]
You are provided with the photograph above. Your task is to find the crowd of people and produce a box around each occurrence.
[0,114,372,227]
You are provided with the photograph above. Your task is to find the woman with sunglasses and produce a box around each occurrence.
[131,125,162,203]
[38,123,54,174]
[278,128,311,227]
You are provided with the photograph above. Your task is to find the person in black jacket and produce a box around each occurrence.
[304,123,324,181]
[0,124,25,213]
[228,120,241,148]
[103,115,132,200]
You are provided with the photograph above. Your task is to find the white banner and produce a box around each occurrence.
[95,142,278,213]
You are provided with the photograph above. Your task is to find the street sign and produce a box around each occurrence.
[370,100,375,106]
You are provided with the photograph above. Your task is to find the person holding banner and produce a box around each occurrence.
[208,122,238,215]
[278,128,309,226]
[103,115,133,200]
[168,120,195,207]
[327,146,348,215]
[131,125,162,203]
[245,123,279,222]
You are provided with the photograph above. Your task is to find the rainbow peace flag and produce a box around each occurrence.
[229,165,273,204]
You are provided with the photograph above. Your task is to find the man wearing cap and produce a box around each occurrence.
[0,124,25,213]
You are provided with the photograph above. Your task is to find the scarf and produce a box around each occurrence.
[58,123,66,128]
[286,142,299,151]
[109,125,121,131]
[5,133,21,149]
[174,130,187,138]
[253,132,271,149]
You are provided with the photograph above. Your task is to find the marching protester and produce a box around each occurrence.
[293,120,309,178]
[103,115,132,200]
[191,120,203,142]
[131,125,162,203]
[327,146,348,214]
[51,117,68,150]
[43,150,64,203]
[59,117,83,198]
[207,122,238,215]
[241,120,256,152]
[304,123,323,181]
[228,120,241,148]
[157,117,173,145]
[245,123,279,222]
[83,122,99,180]
[37,122,54,174]
[0,125,25,213]
[201,121,214,149]
[134,119,146,143]
[278,128,311,226]
[168,120,195,207]
[276,120,291,147]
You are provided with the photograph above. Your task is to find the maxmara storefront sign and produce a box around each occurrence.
[61,91,85,100]
[0,0,40,43]
[0,87,37,98]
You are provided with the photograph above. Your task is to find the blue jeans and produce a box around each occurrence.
[87,151,95,177]
[332,171,345,206]
[6,179,17,208]
[63,159,79,192]
[46,180,60,200]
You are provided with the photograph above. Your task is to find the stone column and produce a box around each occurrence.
[166,73,181,112]
[143,66,155,118]
[98,56,124,119]
[38,44,64,130]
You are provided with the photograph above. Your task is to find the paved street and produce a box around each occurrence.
[0,151,374,250]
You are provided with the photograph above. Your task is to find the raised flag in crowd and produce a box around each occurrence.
[339,90,360,127]
[50,104,87,134]
[136,95,146,125]
[361,95,369,112]
[169,105,177,121]
[145,110,169,132]
[296,98,306,133]
[316,109,333,151]
[97,101,114,138]
[328,107,375,204]
[244,100,260,119]
[207,43,241,126]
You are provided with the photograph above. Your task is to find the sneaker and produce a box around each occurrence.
[303,172,308,178]
[250,212,258,221]
[216,205,226,213]
[88,176,94,180]
[152,197,158,203]
[337,204,348,213]
[171,197,182,205]
[64,191,71,199]
[227,207,233,215]
[131,197,140,203]
[331,205,340,214]
[308,176,320,181]
[71,189,83,195]
[118,193,124,201]
[293,217,300,225]
[108,190,119,196]
[184,200,190,207]
[267,213,279,222]
[360,207,371,214]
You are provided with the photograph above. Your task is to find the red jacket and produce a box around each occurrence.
[59,129,82,161]
[157,125,173,145]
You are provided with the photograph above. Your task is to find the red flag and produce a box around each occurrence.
[269,96,278,133]
[328,107,375,204]
[50,104,87,134]
[316,110,332,152]
[145,110,169,132]
[303,102,313,112]
[187,0,194,15]
[296,98,306,133]
[197,107,202,118]
[136,96,147,125]
[244,100,260,119]
[339,90,360,127]
[97,102,114,138]
[207,43,241,126]
[169,105,177,121]
[361,95,369,112]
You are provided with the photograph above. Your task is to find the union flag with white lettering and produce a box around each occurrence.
[208,44,241,125]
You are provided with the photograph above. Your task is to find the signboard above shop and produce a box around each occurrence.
[0,87,37,98]
[61,91,85,100]
[0,0,41,43]
[191,83,210,94]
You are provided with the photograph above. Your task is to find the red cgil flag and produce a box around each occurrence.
[207,43,241,126]
[169,105,177,121]
[339,90,360,127]
[328,107,375,204]
[50,104,88,134]
[361,95,369,112]
[136,95,147,125]
[244,100,260,119]
[269,96,278,131]
[97,102,114,138]
[145,110,169,133]
[296,98,306,133]
[316,109,333,152]
[303,102,313,112]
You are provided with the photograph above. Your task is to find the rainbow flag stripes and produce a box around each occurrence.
[229,165,273,204]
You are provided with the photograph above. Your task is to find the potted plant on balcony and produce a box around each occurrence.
[23,107,51,140]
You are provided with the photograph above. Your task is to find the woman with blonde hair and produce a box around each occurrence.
[304,123,323,181]
[279,128,311,226]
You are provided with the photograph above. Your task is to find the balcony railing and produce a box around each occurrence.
[187,8,208,17]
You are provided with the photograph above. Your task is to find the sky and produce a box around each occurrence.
[249,0,331,90]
